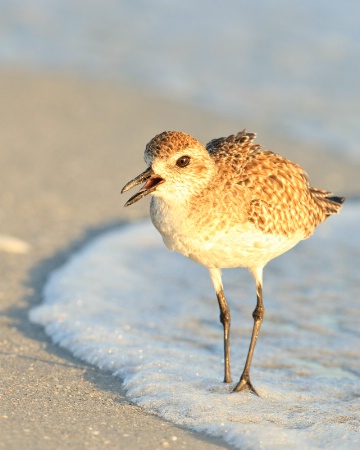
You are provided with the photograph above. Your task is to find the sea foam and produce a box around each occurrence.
[30,203,360,449]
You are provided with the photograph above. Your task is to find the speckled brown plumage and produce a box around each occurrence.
[142,130,343,239]
[145,131,200,162]
[122,130,345,395]
[205,130,343,237]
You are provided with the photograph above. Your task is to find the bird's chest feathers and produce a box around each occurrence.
[150,195,304,270]
[150,197,211,257]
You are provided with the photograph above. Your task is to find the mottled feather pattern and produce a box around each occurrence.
[145,131,200,164]
[205,131,343,237]
[142,130,344,241]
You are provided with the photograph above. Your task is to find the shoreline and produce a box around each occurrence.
[0,69,358,449]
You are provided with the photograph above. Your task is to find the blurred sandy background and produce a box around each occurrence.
[0,1,359,449]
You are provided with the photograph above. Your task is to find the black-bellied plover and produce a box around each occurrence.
[121,130,345,395]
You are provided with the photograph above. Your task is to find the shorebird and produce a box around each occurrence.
[121,130,345,395]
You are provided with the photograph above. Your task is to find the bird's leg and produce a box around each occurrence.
[209,268,232,383]
[234,269,264,395]
[216,289,232,383]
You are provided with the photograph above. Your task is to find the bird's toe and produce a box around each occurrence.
[233,375,259,396]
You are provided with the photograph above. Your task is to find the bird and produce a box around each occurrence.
[121,130,345,395]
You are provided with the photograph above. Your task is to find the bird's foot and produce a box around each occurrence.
[233,374,259,396]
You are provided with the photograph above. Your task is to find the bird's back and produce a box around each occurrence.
[206,131,345,238]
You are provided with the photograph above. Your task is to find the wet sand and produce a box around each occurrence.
[0,70,358,449]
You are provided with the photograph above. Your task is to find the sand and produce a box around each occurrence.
[0,69,358,449]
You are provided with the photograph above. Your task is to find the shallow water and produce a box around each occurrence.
[30,202,360,449]
[1,0,359,162]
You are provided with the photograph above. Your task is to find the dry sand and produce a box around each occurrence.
[0,70,358,449]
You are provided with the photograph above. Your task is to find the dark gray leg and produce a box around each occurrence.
[216,289,232,383]
[209,268,232,383]
[233,278,264,395]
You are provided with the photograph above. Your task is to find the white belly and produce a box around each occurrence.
[150,197,304,270]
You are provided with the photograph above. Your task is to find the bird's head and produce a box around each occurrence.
[121,131,215,206]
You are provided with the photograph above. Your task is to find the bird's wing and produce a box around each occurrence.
[207,131,337,237]
[206,130,260,163]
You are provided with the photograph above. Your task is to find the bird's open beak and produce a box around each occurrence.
[121,167,165,207]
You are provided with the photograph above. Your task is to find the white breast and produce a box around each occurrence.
[150,197,305,270]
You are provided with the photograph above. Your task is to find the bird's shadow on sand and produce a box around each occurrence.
[4,220,130,389]
[4,219,232,449]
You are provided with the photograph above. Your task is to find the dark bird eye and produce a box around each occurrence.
[176,155,191,168]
